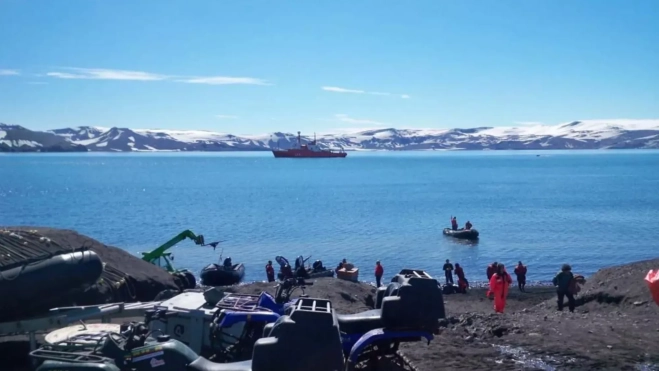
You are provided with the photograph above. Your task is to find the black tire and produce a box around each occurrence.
[183,271,197,289]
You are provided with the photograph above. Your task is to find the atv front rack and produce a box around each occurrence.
[30,348,111,364]
[215,293,263,312]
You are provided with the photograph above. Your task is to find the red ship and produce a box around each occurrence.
[272,131,347,158]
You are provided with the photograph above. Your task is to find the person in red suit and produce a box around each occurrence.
[489,263,512,313]
[454,263,469,293]
[374,260,384,287]
[485,261,497,297]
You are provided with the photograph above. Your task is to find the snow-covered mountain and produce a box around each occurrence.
[0,123,87,152]
[3,119,659,152]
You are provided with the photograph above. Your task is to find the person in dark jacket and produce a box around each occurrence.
[553,264,576,312]
[451,216,458,230]
[443,259,454,285]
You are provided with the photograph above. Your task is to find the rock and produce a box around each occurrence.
[607,345,613,349]
[633,301,648,306]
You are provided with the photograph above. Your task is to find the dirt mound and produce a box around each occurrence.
[541,258,659,313]
[227,277,376,314]
[0,227,181,321]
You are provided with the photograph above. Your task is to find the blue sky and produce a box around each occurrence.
[1,0,657,134]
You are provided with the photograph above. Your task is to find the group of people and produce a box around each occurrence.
[450,216,472,231]
[266,254,582,315]
[442,260,580,313]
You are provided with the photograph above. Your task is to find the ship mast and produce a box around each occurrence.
[297,131,301,147]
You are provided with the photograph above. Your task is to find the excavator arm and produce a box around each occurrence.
[141,230,209,272]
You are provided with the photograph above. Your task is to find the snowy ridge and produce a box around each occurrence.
[0,123,87,152]
[3,119,659,152]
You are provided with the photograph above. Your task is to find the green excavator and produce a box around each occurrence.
[140,230,222,290]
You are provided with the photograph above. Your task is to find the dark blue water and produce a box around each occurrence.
[1,150,658,283]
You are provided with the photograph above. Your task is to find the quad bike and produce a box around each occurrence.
[30,296,348,371]
[208,269,446,368]
[207,278,313,362]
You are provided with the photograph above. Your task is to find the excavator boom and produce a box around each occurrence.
[141,230,207,271]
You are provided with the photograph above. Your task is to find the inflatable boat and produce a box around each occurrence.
[199,263,245,286]
[0,250,104,316]
[443,228,479,240]
[275,256,334,280]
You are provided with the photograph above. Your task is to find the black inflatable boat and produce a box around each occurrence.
[443,228,479,240]
[0,250,104,317]
[200,263,245,286]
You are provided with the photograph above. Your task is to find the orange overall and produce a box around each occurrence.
[489,272,512,313]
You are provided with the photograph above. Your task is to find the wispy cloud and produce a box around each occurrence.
[334,114,389,126]
[322,86,410,99]
[322,86,365,94]
[0,69,20,76]
[46,68,168,81]
[215,115,238,119]
[44,67,269,85]
[178,76,268,85]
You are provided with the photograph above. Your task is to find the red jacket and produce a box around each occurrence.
[514,265,527,276]
[265,265,274,275]
[375,264,384,277]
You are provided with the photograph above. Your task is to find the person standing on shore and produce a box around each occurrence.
[443,259,454,285]
[374,260,384,287]
[454,263,469,293]
[514,261,527,292]
[553,264,576,312]
[486,261,497,297]
[265,260,275,282]
[489,263,512,313]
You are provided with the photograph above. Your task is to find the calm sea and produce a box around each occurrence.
[1,150,658,284]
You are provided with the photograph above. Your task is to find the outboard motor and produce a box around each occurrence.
[294,255,304,270]
[312,260,324,271]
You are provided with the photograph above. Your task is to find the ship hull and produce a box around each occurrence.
[272,150,347,158]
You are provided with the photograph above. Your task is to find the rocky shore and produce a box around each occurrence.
[227,262,659,370]
[1,227,658,370]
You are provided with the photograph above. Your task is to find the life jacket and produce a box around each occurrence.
[514,265,527,275]
[490,272,512,296]
[375,265,383,276]
[265,265,274,274]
